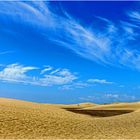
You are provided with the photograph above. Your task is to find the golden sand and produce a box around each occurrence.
[0,98,140,139]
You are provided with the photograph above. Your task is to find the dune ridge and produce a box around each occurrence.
[0,98,140,139]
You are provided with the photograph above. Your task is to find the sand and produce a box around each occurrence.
[0,98,140,139]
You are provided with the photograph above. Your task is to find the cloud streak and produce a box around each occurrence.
[0,51,14,55]
[0,63,114,89]
[0,63,37,84]
[0,63,77,87]
[87,79,113,84]
[79,94,138,103]
[0,2,140,70]
[40,66,53,74]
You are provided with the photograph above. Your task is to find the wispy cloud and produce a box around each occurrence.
[38,68,77,86]
[0,63,37,83]
[0,50,14,55]
[128,11,140,24]
[79,94,138,103]
[0,63,114,89]
[60,78,113,90]
[0,63,77,87]
[87,79,113,84]
[40,66,53,74]
[0,2,140,70]
[60,81,90,90]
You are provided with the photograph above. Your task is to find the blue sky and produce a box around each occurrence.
[0,1,140,104]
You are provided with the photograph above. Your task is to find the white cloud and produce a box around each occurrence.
[50,69,60,75]
[40,66,53,74]
[60,78,114,90]
[0,63,77,87]
[79,94,137,103]
[104,93,137,101]
[105,94,119,99]
[128,11,140,24]
[87,79,113,84]
[0,63,37,83]
[0,63,114,89]
[38,69,77,86]
[60,81,89,90]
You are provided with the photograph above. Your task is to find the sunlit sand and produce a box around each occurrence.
[0,98,140,139]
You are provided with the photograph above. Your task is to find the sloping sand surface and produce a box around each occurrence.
[83,102,140,110]
[0,98,140,139]
[51,102,97,109]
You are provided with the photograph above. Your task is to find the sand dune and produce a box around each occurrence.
[0,98,140,139]
[51,102,97,109]
[83,102,140,110]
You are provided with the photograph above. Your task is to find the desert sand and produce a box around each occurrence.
[0,98,140,139]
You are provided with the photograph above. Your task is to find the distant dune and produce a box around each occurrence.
[0,98,140,139]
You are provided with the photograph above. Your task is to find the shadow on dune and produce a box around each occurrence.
[64,108,134,117]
